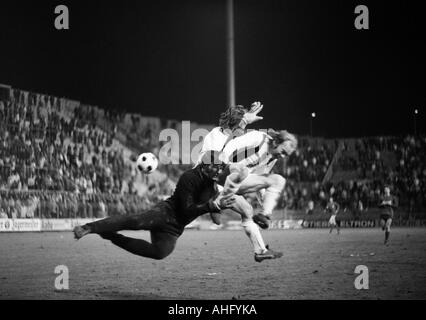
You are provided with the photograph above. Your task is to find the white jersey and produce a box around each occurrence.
[196,127,231,165]
[198,128,276,176]
[199,129,275,198]
[221,130,272,170]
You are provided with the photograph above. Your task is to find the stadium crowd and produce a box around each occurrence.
[285,137,335,182]
[1,86,425,220]
[0,87,170,219]
[281,136,426,217]
[0,190,157,219]
[0,91,129,194]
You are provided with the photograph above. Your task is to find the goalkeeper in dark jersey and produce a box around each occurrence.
[378,186,398,245]
[73,150,282,262]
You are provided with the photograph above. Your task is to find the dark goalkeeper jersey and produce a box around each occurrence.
[165,166,220,226]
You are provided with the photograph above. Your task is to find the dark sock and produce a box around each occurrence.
[385,231,390,241]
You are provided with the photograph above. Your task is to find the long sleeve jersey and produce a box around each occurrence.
[165,167,220,226]
[196,127,231,165]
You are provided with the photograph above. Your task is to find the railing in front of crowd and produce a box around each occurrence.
[0,189,147,220]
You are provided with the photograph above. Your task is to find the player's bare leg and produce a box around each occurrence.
[213,165,267,254]
[232,196,266,252]
[213,164,282,262]
[230,195,283,262]
[380,219,386,231]
[235,173,286,229]
[384,218,392,245]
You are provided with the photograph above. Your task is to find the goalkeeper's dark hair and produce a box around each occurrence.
[218,105,249,130]
[200,150,224,166]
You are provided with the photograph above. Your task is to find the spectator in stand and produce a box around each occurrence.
[14,195,23,218]
[86,195,94,218]
[78,195,87,218]
[0,194,8,217]
[98,196,107,218]
[69,194,78,219]
[56,195,64,219]
[306,200,314,215]
[0,207,7,219]
[115,198,126,216]
[7,194,15,218]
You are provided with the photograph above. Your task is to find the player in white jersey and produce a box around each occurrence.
[217,128,297,228]
[210,128,296,262]
[197,103,296,261]
[197,102,282,261]
[196,102,264,164]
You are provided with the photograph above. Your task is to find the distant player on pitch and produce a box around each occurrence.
[378,186,398,245]
[325,197,340,234]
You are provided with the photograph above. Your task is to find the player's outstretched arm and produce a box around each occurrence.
[175,175,235,218]
[209,194,237,225]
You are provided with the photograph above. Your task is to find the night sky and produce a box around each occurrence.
[0,0,424,137]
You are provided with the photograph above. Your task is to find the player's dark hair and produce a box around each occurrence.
[219,105,248,130]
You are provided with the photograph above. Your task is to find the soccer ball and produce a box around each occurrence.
[136,152,158,174]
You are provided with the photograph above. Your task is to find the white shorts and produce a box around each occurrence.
[329,215,337,225]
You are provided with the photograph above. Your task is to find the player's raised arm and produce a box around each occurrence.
[179,180,236,217]
[177,155,237,219]
[237,101,264,130]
